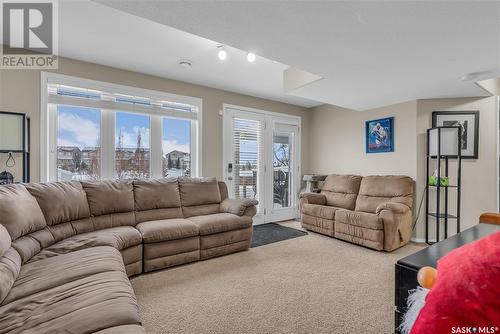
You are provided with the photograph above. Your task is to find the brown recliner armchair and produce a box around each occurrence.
[300,174,415,252]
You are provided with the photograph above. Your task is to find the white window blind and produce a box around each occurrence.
[232,117,263,202]
[47,83,198,119]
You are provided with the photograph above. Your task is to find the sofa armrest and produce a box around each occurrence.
[376,202,412,251]
[376,202,410,215]
[299,192,326,206]
[220,198,258,216]
[479,212,500,225]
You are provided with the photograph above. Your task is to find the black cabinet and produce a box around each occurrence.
[394,223,500,333]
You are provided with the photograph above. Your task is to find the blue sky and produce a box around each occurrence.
[57,106,191,154]
[116,111,150,148]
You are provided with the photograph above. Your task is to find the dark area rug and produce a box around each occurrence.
[251,223,308,248]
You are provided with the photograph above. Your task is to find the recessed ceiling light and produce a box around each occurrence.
[217,45,227,61]
[179,59,192,68]
[247,52,256,63]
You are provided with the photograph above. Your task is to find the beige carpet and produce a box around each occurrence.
[131,221,424,334]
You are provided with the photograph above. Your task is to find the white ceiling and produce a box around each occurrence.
[57,0,320,108]
[95,0,500,111]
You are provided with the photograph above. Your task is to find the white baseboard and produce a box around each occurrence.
[411,237,435,243]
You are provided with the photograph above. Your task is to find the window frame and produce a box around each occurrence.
[41,72,202,182]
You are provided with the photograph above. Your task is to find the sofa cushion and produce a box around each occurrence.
[3,246,124,305]
[0,184,46,240]
[0,248,21,305]
[302,204,339,220]
[136,218,199,243]
[218,181,229,201]
[28,226,142,262]
[182,204,221,218]
[335,210,383,230]
[133,178,181,210]
[0,271,141,334]
[189,213,252,235]
[179,177,221,207]
[82,180,135,216]
[320,174,362,210]
[0,225,11,258]
[25,181,90,226]
[355,175,414,213]
[133,178,183,223]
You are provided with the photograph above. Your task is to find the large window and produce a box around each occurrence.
[162,117,191,177]
[115,112,150,179]
[57,106,101,181]
[43,73,201,182]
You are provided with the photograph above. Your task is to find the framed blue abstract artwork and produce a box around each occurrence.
[365,117,394,153]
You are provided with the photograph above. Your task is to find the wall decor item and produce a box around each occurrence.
[432,111,479,159]
[0,111,30,183]
[365,117,394,153]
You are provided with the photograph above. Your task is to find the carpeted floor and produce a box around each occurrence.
[131,221,425,334]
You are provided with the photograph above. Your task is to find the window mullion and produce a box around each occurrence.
[48,104,57,181]
[190,120,197,177]
[150,115,162,178]
[101,109,115,179]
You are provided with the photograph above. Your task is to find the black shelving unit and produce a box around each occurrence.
[0,111,30,183]
[425,126,462,244]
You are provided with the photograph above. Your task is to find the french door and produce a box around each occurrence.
[223,105,300,224]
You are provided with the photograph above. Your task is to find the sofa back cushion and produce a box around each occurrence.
[25,181,90,226]
[0,246,21,305]
[133,178,183,223]
[179,177,221,217]
[0,185,46,240]
[81,180,136,228]
[0,225,11,258]
[218,181,229,202]
[320,174,362,210]
[355,175,414,213]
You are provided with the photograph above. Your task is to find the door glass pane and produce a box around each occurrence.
[162,117,191,177]
[233,118,261,202]
[115,112,150,179]
[273,134,292,208]
[57,106,101,181]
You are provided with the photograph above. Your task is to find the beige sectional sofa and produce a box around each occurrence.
[300,174,414,251]
[0,177,257,333]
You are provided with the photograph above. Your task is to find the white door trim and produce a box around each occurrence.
[222,104,301,224]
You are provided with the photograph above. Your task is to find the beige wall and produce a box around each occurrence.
[0,57,311,182]
[309,96,498,240]
[309,100,418,178]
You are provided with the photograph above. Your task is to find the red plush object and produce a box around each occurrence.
[411,231,500,334]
